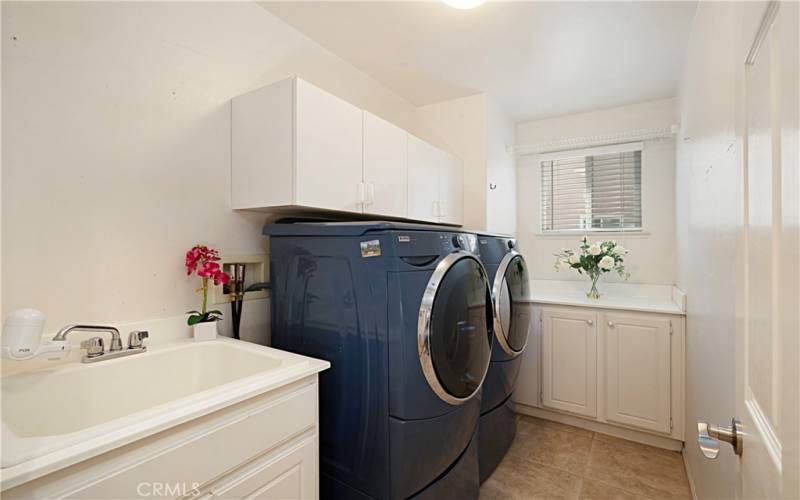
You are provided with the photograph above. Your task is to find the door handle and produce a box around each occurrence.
[697,418,743,459]
[587,319,593,326]
[357,182,365,208]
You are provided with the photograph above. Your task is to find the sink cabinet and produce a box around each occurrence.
[516,303,685,447]
[3,376,322,499]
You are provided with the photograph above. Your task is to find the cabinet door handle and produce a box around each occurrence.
[608,321,614,327]
[587,319,593,326]
[357,182,365,206]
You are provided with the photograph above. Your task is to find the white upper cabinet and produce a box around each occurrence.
[407,134,440,223]
[232,77,463,225]
[295,79,363,213]
[231,77,362,213]
[604,312,672,434]
[407,135,464,225]
[541,307,597,418]
[363,111,407,219]
[231,78,295,210]
[438,150,464,225]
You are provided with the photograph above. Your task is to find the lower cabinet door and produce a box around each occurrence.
[204,435,318,500]
[604,313,671,433]
[541,307,597,418]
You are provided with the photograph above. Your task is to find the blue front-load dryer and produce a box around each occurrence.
[265,222,493,500]
[475,233,531,483]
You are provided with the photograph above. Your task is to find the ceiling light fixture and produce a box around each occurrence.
[442,0,486,9]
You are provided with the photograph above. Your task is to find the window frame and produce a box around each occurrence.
[538,141,644,235]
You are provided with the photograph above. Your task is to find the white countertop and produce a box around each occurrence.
[0,315,328,490]
[526,279,686,315]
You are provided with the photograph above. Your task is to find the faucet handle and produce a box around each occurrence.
[127,330,149,349]
[80,337,105,358]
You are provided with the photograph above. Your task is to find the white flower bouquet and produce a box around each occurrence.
[553,237,630,299]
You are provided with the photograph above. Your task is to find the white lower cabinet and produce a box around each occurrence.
[518,304,685,443]
[4,378,321,500]
[541,307,597,418]
[197,434,317,500]
[604,312,672,434]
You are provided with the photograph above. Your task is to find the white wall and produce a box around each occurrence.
[485,97,516,236]
[515,98,677,285]
[416,94,488,231]
[1,1,429,339]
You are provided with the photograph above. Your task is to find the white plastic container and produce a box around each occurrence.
[2,309,46,359]
[192,321,218,342]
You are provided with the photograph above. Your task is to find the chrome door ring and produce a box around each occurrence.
[417,251,492,406]
[492,250,529,357]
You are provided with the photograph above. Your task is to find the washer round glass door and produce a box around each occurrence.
[493,251,531,356]
[418,251,493,405]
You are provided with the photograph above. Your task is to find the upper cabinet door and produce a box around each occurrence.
[363,112,407,219]
[438,152,463,225]
[541,307,597,418]
[407,134,440,223]
[295,79,364,213]
[604,312,671,434]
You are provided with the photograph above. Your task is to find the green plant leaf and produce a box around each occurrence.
[187,314,204,326]
[207,309,223,316]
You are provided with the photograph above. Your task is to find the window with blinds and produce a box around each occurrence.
[541,146,642,232]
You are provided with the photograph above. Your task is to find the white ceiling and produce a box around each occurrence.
[259,1,697,121]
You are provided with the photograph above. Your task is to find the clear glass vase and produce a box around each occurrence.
[587,272,602,299]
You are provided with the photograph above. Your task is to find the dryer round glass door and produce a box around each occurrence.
[418,252,493,405]
[493,251,531,356]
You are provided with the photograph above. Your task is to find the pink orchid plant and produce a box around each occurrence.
[185,245,230,325]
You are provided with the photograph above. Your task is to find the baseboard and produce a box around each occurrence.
[515,404,684,451]
[682,449,699,500]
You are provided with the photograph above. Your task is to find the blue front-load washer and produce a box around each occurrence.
[265,222,493,500]
[475,233,531,483]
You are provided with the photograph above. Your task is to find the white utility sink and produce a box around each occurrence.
[1,337,328,487]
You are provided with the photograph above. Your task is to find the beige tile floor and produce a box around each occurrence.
[480,415,692,500]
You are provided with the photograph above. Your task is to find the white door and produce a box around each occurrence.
[541,307,597,418]
[295,79,363,213]
[734,3,799,498]
[363,111,407,218]
[438,152,463,226]
[407,134,440,223]
[604,312,671,434]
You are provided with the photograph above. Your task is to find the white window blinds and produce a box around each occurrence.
[541,144,642,232]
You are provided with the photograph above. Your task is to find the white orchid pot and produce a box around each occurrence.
[192,320,218,342]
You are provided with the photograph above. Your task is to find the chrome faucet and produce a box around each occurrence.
[54,324,123,350]
[53,324,148,363]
